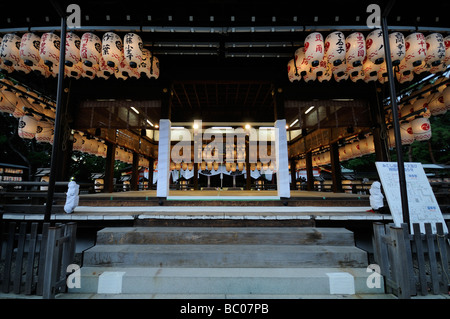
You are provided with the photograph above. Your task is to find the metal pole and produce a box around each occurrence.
[44,16,67,223]
[380,3,410,228]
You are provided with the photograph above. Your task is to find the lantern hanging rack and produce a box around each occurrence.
[396,75,450,106]
[0,76,56,110]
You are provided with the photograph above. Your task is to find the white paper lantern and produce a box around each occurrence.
[411,116,432,141]
[396,70,414,84]
[429,62,446,74]
[400,102,414,121]
[405,33,427,67]
[442,85,450,110]
[39,32,60,67]
[97,55,113,79]
[345,32,366,67]
[14,95,32,118]
[366,135,376,153]
[31,58,51,77]
[359,137,370,155]
[19,33,41,66]
[0,89,18,115]
[65,61,84,79]
[318,63,333,82]
[424,33,445,67]
[350,69,364,82]
[398,56,414,76]
[444,35,450,66]
[310,59,327,77]
[366,29,385,65]
[412,96,431,118]
[80,32,102,67]
[351,140,362,157]
[287,58,301,82]
[102,32,123,68]
[377,61,389,83]
[400,121,414,145]
[346,61,363,78]
[294,47,309,77]
[82,63,99,79]
[389,32,406,66]
[303,70,317,82]
[123,33,143,68]
[363,57,381,78]
[114,56,128,80]
[64,32,80,67]
[331,57,347,77]
[35,120,54,143]
[303,32,324,67]
[324,31,346,66]
[18,115,37,139]
[334,71,348,83]
[139,48,152,78]
[427,91,446,116]
[0,34,22,66]
[388,127,396,148]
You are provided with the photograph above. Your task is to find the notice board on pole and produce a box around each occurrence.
[375,162,448,234]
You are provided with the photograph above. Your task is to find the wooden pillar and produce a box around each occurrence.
[330,142,343,193]
[104,142,116,193]
[290,158,297,190]
[273,86,285,121]
[370,87,389,161]
[130,152,139,191]
[305,151,314,191]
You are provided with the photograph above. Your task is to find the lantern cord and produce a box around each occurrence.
[292,42,299,77]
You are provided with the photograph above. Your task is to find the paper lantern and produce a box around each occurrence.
[64,32,81,67]
[366,29,385,65]
[35,120,54,143]
[318,63,332,82]
[338,145,347,161]
[65,61,83,79]
[310,59,327,77]
[303,70,317,82]
[424,33,445,67]
[324,31,346,66]
[363,57,381,78]
[405,33,427,67]
[139,48,152,78]
[389,32,406,66]
[123,33,143,68]
[125,61,140,79]
[359,137,370,155]
[345,32,366,67]
[0,89,18,115]
[72,132,83,151]
[14,95,32,118]
[351,140,362,157]
[400,102,414,121]
[19,33,41,66]
[97,55,113,79]
[39,32,60,66]
[411,116,431,141]
[388,127,396,148]
[18,115,37,139]
[82,63,99,79]
[114,57,128,80]
[396,70,414,84]
[427,91,446,116]
[412,97,431,118]
[294,47,309,77]
[213,162,219,171]
[398,56,414,76]
[429,62,446,74]
[170,162,175,170]
[102,32,123,68]
[350,69,364,82]
[334,71,348,83]
[377,62,388,83]
[366,135,375,153]
[444,35,450,65]
[400,121,414,145]
[31,58,51,77]
[346,62,362,77]
[287,59,301,82]
[442,85,450,110]
[80,32,102,67]
[331,57,347,77]
[303,32,324,67]
[0,34,22,66]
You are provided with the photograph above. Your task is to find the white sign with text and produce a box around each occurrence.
[375,162,447,234]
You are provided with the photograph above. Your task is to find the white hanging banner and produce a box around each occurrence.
[375,162,448,234]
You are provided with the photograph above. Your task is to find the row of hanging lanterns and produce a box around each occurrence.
[169,161,276,172]
[0,31,160,80]
[72,131,107,158]
[288,30,449,84]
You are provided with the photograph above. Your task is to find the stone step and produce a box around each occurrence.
[83,244,368,268]
[69,267,385,295]
[95,227,356,246]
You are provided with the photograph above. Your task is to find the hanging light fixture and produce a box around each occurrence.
[318,63,333,82]
[35,120,54,143]
[65,32,81,67]
[427,90,447,116]
[405,32,427,67]
[0,88,18,115]
[412,96,431,118]
[80,32,102,67]
[139,48,152,78]
[102,32,123,68]
[389,32,406,66]
[411,116,432,141]
[294,47,309,77]
[303,32,324,67]
[39,32,60,67]
[19,33,41,66]
[324,31,346,67]
[424,33,445,67]
[0,34,22,67]
[72,132,84,151]
[123,33,143,68]
[287,59,301,82]
[366,29,385,65]
[18,115,38,139]
[149,55,160,79]
[400,121,414,145]
[345,32,366,68]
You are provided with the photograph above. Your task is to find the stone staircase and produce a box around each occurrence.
[68,227,385,298]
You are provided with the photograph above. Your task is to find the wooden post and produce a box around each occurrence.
[305,151,314,191]
[330,142,342,193]
[104,142,116,193]
[390,225,412,299]
[425,223,440,294]
[290,158,297,190]
[413,223,428,295]
[43,226,58,299]
[148,157,154,190]
[130,152,139,191]
[24,223,39,295]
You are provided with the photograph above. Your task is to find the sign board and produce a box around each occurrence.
[375,162,448,234]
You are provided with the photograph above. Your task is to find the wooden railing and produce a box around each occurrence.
[372,222,450,298]
[0,220,77,299]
